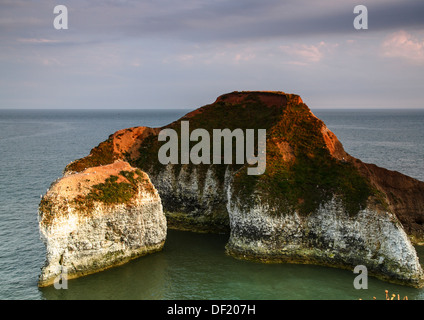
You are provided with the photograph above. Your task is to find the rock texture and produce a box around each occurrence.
[354,160,424,246]
[227,194,423,287]
[50,91,424,287]
[38,161,166,287]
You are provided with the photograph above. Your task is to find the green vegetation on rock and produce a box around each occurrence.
[83,170,148,206]
[86,174,134,205]
[39,170,149,225]
[232,95,374,216]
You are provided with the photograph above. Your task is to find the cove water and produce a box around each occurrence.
[0,108,423,300]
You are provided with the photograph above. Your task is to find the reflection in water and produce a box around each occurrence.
[40,230,424,300]
[40,241,171,300]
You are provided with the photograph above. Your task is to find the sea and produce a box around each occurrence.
[0,108,423,300]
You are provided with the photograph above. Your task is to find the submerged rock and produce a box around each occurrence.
[47,91,424,287]
[38,161,166,287]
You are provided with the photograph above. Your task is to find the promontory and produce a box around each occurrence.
[39,91,424,287]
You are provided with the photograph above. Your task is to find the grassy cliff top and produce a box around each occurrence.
[39,161,158,226]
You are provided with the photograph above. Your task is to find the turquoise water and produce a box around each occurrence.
[0,108,424,300]
[39,230,424,300]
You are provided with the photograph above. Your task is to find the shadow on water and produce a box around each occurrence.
[40,230,424,300]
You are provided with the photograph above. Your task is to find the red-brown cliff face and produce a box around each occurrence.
[354,159,424,244]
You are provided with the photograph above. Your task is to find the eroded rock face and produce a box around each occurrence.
[354,159,424,246]
[148,165,231,233]
[226,190,423,287]
[48,91,424,287]
[38,161,166,287]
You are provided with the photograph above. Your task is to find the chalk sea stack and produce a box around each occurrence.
[38,161,166,287]
[39,91,424,287]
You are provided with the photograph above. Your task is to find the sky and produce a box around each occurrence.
[1,0,424,109]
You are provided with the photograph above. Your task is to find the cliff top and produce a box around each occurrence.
[50,161,145,200]
[39,161,158,227]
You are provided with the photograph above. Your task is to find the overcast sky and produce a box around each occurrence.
[1,0,424,109]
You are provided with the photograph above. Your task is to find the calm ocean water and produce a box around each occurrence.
[0,108,423,300]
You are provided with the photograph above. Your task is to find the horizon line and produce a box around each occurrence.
[0,107,424,111]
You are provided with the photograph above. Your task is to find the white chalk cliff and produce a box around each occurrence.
[38,161,166,287]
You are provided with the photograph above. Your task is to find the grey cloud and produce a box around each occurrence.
[368,0,424,31]
[161,0,424,41]
[2,0,423,45]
